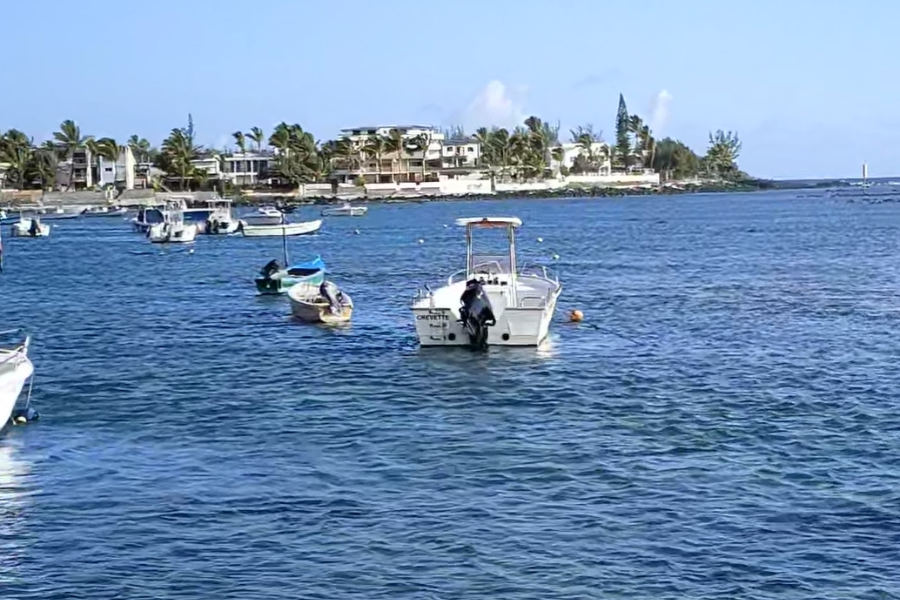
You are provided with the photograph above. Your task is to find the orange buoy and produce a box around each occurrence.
[569,309,584,323]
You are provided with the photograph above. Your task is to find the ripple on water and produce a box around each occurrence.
[1,193,900,598]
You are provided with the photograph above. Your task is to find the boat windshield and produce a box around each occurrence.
[287,266,321,276]
[470,255,511,275]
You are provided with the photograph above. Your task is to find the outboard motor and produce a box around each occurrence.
[29,219,39,237]
[260,259,280,279]
[459,278,496,349]
[319,280,343,314]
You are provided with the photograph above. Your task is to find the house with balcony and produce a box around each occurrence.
[190,151,276,187]
[441,136,481,169]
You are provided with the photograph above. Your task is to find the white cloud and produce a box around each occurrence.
[457,80,527,130]
[649,89,673,135]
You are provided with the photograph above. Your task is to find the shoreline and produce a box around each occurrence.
[0,178,852,209]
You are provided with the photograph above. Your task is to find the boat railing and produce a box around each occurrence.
[519,264,559,284]
[0,329,29,365]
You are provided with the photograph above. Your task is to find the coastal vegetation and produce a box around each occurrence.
[0,93,747,193]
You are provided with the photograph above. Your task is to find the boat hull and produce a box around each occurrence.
[413,287,560,347]
[241,220,322,237]
[0,355,33,433]
[148,223,198,243]
[206,218,240,235]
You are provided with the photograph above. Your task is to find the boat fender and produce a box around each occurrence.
[11,406,39,424]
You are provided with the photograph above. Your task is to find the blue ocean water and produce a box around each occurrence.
[2,189,900,599]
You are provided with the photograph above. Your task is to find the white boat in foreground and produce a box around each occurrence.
[0,332,34,433]
[148,199,198,243]
[321,203,367,217]
[241,219,322,238]
[10,217,50,238]
[412,217,561,348]
[242,205,284,226]
[288,281,354,324]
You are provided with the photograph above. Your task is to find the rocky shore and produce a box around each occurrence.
[0,178,839,210]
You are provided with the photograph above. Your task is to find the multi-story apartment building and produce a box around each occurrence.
[331,125,447,184]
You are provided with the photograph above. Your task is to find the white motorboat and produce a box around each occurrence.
[288,281,354,324]
[242,205,284,226]
[321,203,367,217]
[412,217,562,348]
[10,217,50,238]
[147,199,198,243]
[205,198,240,234]
[241,219,322,238]
[0,332,34,433]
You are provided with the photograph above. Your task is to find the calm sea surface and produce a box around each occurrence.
[1,189,900,599]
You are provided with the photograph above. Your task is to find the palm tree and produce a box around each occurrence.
[333,138,359,173]
[53,119,90,191]
[232,131,247,154]
[94,137,122,185]
[27,148,58,199]
[247,127,265,152]
[128,135,151,163]
[385,129,409,182]
[410,132,432,182]
[0,129,34,189]
[363,135,387,181]
[159,128,202,190]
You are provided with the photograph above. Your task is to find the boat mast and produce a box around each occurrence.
[281,212,289,266]
[508,223,517,307]
[465,224,473,277]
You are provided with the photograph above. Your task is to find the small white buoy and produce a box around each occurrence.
[14,416,26,424]
[354,228,360,235]
[552,253,560,260]
[537,237,543,243]
[443,224,448,228]
[188,248,195,254]
[418,238,425,244]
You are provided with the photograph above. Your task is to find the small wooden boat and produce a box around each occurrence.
[10,217,50,238]
[288,281,353,324]
[256,255,326,295]
[241,219,322,237]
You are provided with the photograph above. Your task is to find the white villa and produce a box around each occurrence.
[551,141,612,175]
[190,151,276,186]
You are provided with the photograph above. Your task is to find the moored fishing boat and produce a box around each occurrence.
[411,217,561,348]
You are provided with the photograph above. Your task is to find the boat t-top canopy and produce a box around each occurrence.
[455,217,522,229]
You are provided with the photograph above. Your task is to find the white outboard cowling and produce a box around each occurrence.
[459,278,496,348]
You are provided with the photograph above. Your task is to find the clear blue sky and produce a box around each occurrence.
[0,0,895,180]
